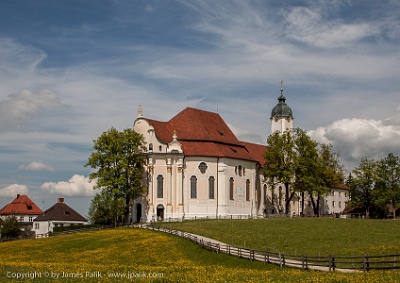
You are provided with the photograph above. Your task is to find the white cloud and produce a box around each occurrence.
[41,175,96,197]
[19,161,55,172]
[309,117,400,169]
[0,184,29,197]
[0,89,63,131]
[283,6,380,48]
[0,37,46,71]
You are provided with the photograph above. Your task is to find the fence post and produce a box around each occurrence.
[305,255,308,270]
[363,254,370,272]
[329,255,335,271]
[228,245,231,255]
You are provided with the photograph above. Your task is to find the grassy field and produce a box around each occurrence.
[159,218,400,256]
[1,227,400,282]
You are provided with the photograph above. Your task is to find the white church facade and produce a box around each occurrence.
[132,87,348,222]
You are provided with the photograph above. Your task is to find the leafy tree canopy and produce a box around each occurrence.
[85,127,146,225]
[264,128,344,215]
[0,216,22,239]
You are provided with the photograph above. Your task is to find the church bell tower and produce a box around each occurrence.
[270,81,293,134]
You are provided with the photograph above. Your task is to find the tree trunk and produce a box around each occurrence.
[284,183,294,215]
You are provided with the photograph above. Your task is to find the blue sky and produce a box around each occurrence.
[0,0,399,216]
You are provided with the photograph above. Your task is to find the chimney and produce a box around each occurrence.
[57,198,64,203]
[17,194,20,198]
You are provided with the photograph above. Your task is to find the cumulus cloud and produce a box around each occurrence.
[19,161,55,172]
[309,116,400,169]
[0,184,29,197]
[0,89,63,131]
[41,175,96,197]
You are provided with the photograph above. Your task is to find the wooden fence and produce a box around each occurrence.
[0,226,111,242]
[146,225,400,272]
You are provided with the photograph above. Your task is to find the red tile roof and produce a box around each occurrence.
[34,199,87,222]
[142,107,266,164]
[0,195,43,215]
[240,141,267,166]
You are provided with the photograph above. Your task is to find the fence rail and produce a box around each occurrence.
[0,226,111,242]
[145,225,400,272]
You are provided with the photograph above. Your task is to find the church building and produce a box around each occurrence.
[132,86,347,222]
[133,87,294,222]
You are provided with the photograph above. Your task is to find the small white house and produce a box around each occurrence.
[33,198,88,235]
[0,194,43,231]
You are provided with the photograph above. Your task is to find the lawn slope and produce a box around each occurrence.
[160,218,400,256]
[0,228,399,282]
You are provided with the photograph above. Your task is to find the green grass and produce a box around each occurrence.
[159,218,400,256]
[1,227,400,282]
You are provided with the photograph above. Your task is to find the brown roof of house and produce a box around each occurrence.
[34,198,87,222]
[142,107,266,164]
[0,195,43,215]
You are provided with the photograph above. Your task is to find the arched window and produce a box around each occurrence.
[246,179,250,201]
[190,176,197,199]
[229,177,234,200]
[157,175,164,198]
[149,143,153,151]
[209,176,215,199]
[198,162,208,174]
[159,145,162,152]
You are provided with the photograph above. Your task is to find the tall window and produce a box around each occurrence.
[229,177,234,200]
[190,176,197,199]
[246,179,250,201]
[157,175,164,198]
[209,176,215,199]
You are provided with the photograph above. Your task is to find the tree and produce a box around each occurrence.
[313,143,344,215]
[85,127,146,226]
[0,216,22,239]
[264,128,345,216]
[88,190,125,226]
[346,157,376,218]
[292,128,320,215]
[374,153,400,218]
[264,130,297,214]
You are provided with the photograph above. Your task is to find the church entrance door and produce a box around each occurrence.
[136,203,142,223]
[156,204,164,221]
